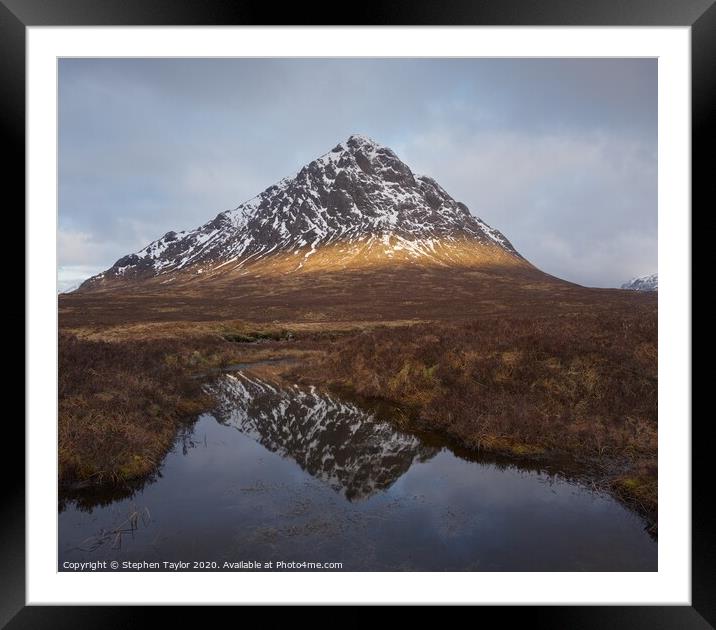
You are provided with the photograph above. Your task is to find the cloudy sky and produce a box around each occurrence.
[59,58,656,291]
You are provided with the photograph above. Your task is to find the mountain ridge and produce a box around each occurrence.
[621,273,658,292]
[79,134,528,291]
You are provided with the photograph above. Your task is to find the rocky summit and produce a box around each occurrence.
[80,134,527,291]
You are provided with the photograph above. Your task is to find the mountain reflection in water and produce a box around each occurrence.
[207,372,438,501]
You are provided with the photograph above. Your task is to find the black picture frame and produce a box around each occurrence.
[7,0,706,623]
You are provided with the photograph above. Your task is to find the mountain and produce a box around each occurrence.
[621,273,658,292]
[79,134,528,291]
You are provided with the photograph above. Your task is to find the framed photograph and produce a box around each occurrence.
[11,0,707,622]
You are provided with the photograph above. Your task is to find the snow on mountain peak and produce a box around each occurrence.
[81,135,523,287]
[621,273,658,292]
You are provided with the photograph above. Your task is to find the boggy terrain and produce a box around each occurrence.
[58,263,658,527]
[62,259,645,326]
[58,135,657,529]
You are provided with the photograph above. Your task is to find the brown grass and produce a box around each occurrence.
[60,263,655,328]
[59,333,235,486]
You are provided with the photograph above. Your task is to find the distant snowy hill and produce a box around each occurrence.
[621,273,658,292]
[79,134,527,291]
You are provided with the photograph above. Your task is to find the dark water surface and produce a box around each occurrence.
[59,371,657,571]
